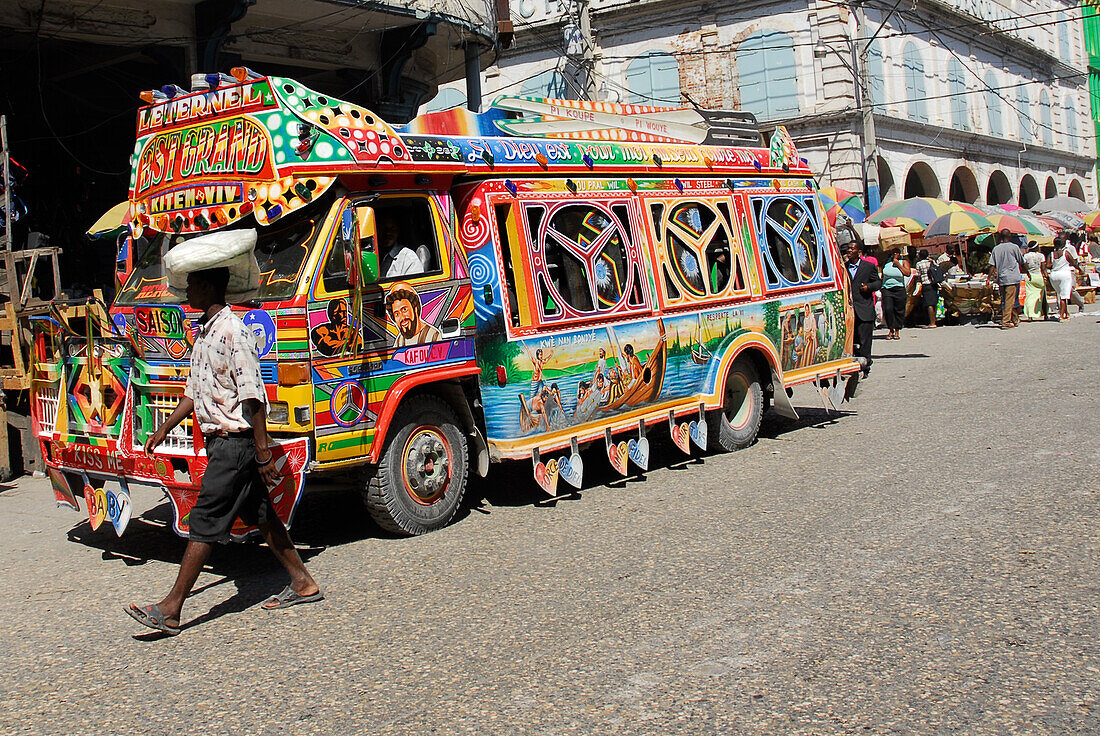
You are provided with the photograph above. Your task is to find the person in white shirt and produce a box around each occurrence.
[378,213,424,278]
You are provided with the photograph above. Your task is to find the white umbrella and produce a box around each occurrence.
[1033,195,1088,213]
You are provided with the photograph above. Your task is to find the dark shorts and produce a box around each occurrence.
[922,284,940,308]
[188,434,274,543]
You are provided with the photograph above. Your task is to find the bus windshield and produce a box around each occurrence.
[116,197,332,306]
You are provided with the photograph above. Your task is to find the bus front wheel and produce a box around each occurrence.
[707,358,764,452]
[364,395,468,535]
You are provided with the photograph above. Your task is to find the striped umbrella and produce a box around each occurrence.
[1079,211,1100,230]
[924,211,996,238]
[950,201,986,215]
[1038,211,1086,230]
[867,197,969,229]
[816,187,866,227]
[986,213,1054,237]
[879,216,927,233]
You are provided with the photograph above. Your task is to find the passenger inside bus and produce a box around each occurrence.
[376,200,440,279]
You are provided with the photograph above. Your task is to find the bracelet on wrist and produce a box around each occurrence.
[256,453,273,467]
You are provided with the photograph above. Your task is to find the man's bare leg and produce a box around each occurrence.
[129,540,213,627]
[259,519,319,597]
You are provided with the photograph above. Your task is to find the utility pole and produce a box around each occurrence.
[852,1,881,212]
[576,0,597,100]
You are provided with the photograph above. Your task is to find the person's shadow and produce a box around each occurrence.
[69,485,368,636]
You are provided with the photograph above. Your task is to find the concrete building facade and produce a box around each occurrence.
[432,0,1097,211]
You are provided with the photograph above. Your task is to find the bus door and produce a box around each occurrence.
[308,194,468,465]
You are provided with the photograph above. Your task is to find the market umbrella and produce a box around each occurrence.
[1038,211,1085,230]
[995,203,1026,212]
[1033,195,1088,213]
[879,216,926,233]
[949,201,986,215]
[87,201,130,239]
[985,213,1054,238]
[1079,211,1100,229]
[816,187,866,227]
[866,197,960,228]
[923,211,996,238]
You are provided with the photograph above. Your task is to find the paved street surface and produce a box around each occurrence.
[1,312,1098,735]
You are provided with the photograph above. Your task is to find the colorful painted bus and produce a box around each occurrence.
[32,69,860,538]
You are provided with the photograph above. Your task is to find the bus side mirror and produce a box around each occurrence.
[357,207,379,283]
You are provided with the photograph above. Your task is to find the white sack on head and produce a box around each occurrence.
[163,229,262,302]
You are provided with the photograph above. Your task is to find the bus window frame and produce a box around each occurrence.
[507,189,652,334]
[642,190,755,312]
[312,192,451,301]
[745,189,837,297]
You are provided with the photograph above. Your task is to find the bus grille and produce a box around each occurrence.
[134,390,194,452]
[35,385,60,436]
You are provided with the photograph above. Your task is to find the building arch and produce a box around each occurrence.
[904,161,940,198]
[737,31,799,120]
[984,71,1002,137]
[877,156,897,204]
[902,42,928,122]
[1069,179,1086,201]
[624,52,681,105]
[949,166,980,203]
[986,170,1013,205]
[1045,177,1058,199]
[1018,174,1040,208]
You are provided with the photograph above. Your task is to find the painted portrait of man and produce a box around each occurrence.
[385,282,442,347]
[310,298,360,357]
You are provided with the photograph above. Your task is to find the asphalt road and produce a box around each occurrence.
[1,312,1098,735]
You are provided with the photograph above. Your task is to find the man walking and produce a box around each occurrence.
[914,249,943,328]
[990,229,1030,330]
[845,240,881,377]
[125,267,322,636]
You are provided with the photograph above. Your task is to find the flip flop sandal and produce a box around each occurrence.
[262,585,325,610]
[124,603,182,636]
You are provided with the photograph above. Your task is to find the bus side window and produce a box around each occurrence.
[375,198,441,281]
[755,196,825,286]
[494,203,521,327]
[322,210,352,292]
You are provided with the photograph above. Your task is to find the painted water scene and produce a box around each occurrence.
[478,306,767,442]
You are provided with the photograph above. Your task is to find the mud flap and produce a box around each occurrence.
[470,425,490,478]
[769,368,799,420]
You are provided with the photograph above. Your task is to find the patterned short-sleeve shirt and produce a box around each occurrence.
[915,259,932,285]
[185,306,267,434]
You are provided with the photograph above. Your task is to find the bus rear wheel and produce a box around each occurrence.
[364,395,468,535]
[707,358,764,452]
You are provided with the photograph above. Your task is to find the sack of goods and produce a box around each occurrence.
[163,229,262,302]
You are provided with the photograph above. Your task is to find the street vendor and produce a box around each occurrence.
[125,263,322,636]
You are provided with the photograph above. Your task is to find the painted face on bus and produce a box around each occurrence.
[390,296,418,339]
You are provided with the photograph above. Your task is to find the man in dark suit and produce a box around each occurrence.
[845,240,881,377]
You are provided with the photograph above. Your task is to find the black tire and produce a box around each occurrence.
[363,395,468,535]
[707,358,764,452]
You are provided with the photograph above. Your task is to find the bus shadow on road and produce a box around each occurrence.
[467,406,855,514]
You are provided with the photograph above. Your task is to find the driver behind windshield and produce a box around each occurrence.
[379,211,425,279]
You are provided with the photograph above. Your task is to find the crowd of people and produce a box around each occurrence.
[842,226,1094,377]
